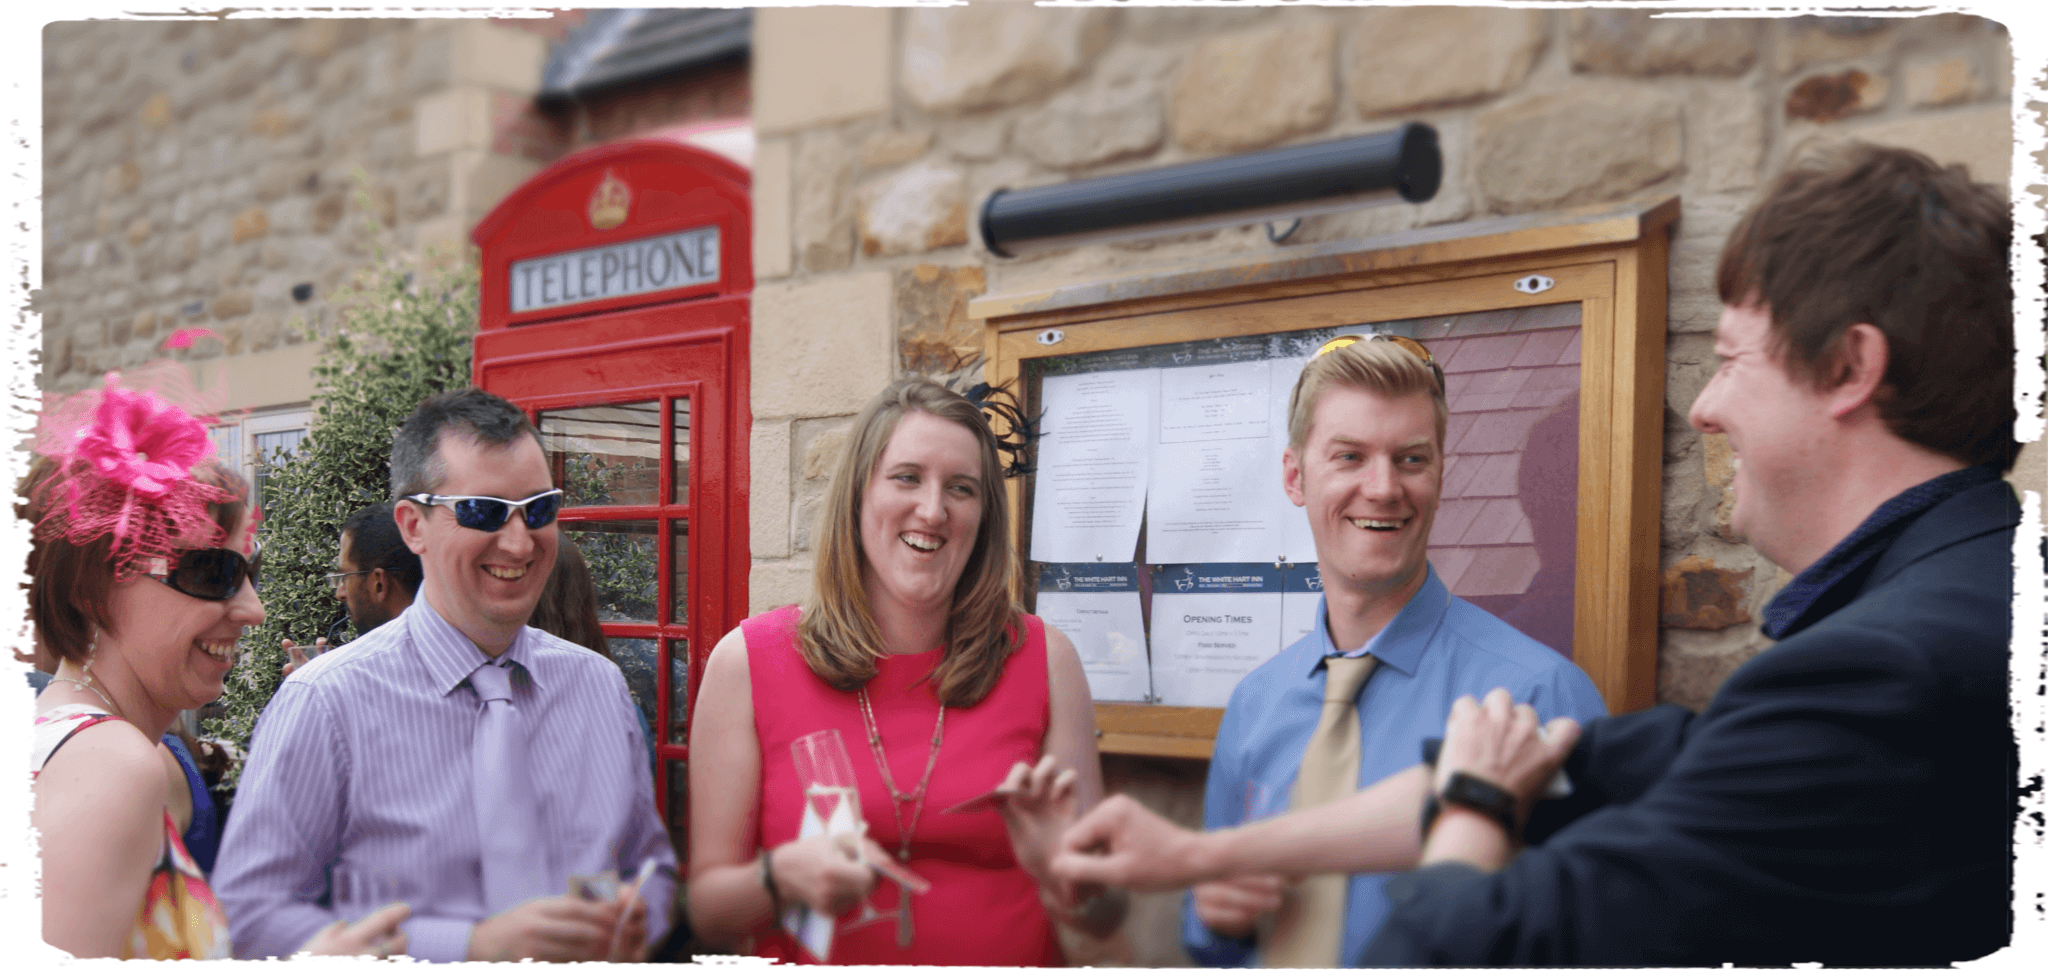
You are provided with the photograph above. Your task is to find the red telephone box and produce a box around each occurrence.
[471,137,749,847]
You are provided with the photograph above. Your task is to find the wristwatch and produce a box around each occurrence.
[1419,771,1518,842]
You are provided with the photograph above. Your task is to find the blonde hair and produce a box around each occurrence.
[1286,338,1448,451]
[798,379,1023,707]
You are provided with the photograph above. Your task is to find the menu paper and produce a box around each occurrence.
[1149,564,1285,707]
[780,789,857,960]
[1035,563,1151,702]
[1269,355,1321,564]
[1147,362,1289,564]
[1031,371,1158,563]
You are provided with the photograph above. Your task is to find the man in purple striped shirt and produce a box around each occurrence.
[215,390,675,961]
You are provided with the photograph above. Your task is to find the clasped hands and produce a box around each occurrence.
[465,875,655,962]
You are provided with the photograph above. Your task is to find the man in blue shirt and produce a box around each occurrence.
[1183,336,1606,967]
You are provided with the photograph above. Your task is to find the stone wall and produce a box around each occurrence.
[750,8,2029,964]
[38,17,551,412]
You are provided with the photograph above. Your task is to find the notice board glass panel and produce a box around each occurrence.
[977,199,1679,757]
[1022,306,1581,712]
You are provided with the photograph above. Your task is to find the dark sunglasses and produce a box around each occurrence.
[1312,332,1448,397]
[404,489,564,533]
[147,545,260,602]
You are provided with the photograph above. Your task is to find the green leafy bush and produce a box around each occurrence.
[206,237,477,790]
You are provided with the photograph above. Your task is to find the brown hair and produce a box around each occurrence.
[1287,338,1448,452]
[1716,142,2015,470]
[530,539,610,659]
[798,379,1022,708]
[20,455,252,664]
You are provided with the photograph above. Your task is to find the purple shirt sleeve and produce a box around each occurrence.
[212,679,356,959]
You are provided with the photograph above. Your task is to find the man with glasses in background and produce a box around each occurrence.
[279,501,422,678]
[1182,334,1606,968]
[216,389,675,962]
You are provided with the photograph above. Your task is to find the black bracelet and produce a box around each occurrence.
[760,848,783,912]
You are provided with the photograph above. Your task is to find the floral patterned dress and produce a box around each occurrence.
[32,704,232,960]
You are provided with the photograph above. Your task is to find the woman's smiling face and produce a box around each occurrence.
[858,410,987,622]
[103,512,265,716]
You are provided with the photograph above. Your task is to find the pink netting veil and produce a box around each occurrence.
[31,363,236,581]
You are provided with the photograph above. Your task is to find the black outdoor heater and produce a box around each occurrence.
[979,122,1442,258]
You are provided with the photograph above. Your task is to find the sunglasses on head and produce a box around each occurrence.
[1312,332,1447,396]
[404,489,564,533]
[147,545,260,602]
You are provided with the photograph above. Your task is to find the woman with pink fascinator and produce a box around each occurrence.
[25,367,408,960]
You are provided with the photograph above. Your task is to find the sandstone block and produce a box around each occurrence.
[754,8,892,135]
[902,7,1114,114]
[857,162,968,258]
[860,130,934,172]
[232,207,269,243]
[1694,85,1765,193]
[1015,73,1163,170]
[1903,54,1984,107]
[1169,23,1337,154]
[802,424,850,482]
[1660,554,1752,630]
[895,264,987,374]
[1568,11,1760,77]
[211,288,254,320]
[449,20,545,94]
[1349,9,1545,117]
[108,161,142,196]
[415,87,490,157]
[749,418,792,559]
[1784,68,1887,123]
[1657,634,1765,711]
[131,309,159,341]
[939,117,1011,162]
[1775,16,1892,73]
[125,217,151,247]
[313,193,346,234]
[1124,7,1273,44]
[250,108,295,139]
[752,137,793,281]
[248,315,283,353]
[749,559,813,617]
[1473,86,1682,213]
[291,18,341,59]
[1791,104,2012,189]
[793,130,855,274]
[140,92,172,130]
[1701,431,1740,540]
[751,271,894,421]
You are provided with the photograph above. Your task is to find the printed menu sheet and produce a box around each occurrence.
[1031,371,1157,563]
[1035,563,1151,703]
[1269,355,1321,564]
[1149,564,1284,707]
[1147,362,1289,564]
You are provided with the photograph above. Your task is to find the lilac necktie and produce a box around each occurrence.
[470,659,554,914]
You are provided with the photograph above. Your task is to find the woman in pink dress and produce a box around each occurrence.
[27,370,408,960]
[687,379,1126,964]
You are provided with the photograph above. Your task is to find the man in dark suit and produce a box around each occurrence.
[1051,143,2019,965]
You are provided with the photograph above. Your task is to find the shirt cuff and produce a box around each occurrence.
[403,915,477,963]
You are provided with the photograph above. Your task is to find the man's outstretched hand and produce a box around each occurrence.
[1050,794,1207,894]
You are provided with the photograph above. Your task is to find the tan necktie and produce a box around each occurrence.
[1263,654,1379,968]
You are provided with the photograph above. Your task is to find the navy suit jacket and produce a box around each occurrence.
[1362,478,2019,966]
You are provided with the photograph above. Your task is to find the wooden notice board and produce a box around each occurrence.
[971,197,1677,759]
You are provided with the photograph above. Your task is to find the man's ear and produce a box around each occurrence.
[1282,447,1307,507]
[366,567,387,601]
[391,499,431,555]
[1825,323,1890,420]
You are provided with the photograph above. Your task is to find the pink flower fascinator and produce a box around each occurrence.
[31,364,235,580]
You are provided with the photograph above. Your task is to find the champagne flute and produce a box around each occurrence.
[789,729,896,932]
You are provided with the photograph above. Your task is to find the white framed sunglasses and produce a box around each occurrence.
[403,489,565,532]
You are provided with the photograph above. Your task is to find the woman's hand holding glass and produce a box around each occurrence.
[770,831,893,917]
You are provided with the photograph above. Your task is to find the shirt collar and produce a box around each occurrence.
[1761,464,2001,639]
[1300,563,1450,680]
[405,596,540,697]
